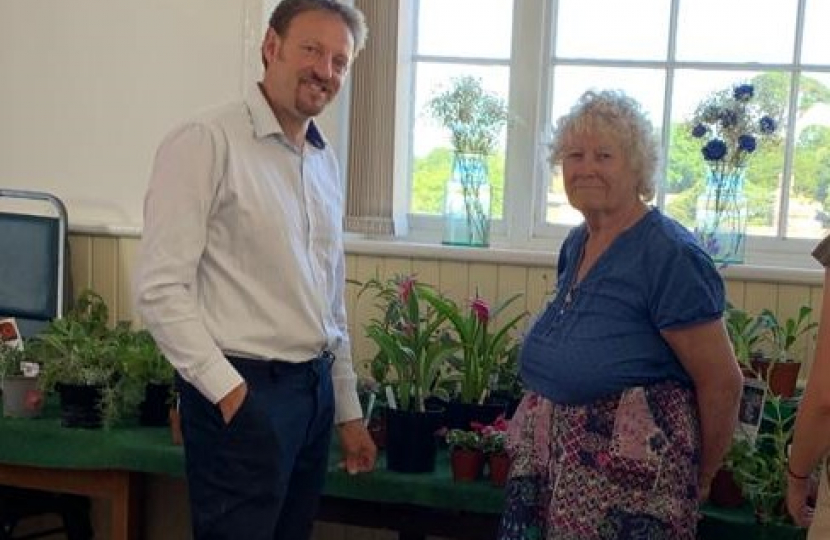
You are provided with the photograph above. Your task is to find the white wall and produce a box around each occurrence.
[0,0,351,229]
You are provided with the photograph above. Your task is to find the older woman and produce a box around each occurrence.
[498,90,743,540]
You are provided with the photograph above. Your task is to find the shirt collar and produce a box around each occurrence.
[246,83,326,150]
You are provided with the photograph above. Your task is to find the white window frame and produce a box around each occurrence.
[390,0,830,272]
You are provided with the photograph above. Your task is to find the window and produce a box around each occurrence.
[401,0,830,268]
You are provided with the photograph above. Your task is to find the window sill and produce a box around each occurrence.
[345,233,825,286]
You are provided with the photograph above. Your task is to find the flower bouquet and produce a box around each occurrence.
[688,82,782,264]
[426,76,508,247]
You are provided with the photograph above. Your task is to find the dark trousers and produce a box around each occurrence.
[177,353,334,540]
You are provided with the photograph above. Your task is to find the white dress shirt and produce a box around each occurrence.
[134,84,360,423]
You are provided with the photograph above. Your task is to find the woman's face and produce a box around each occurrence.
[561,130,639,217]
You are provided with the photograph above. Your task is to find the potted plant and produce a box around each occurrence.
[0,341,43,418]
[729,396,797,525]
[724,304,765,370]
[356,274,459,473]
[445,428,484,482]
[33,289,123,428]
[753,305,817,397]
[114,326,175,426]
[426,75,508,247]
[475,414,510,487]
[421,288,525,429]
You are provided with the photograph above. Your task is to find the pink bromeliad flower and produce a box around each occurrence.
[398,276,415,303]
[470,297,490,324]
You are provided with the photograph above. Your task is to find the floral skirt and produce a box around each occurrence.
[498,382,700,540]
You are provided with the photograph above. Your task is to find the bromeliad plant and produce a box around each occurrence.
[357,274,460,413]
[422,290,526,404]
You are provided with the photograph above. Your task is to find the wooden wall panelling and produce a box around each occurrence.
[742,282,778,321]
[349,255,387,377]
[468,262,499,305]
[380,257,412,282]
[91,236,119,327]
[117,238,140,325]
[723,279,746,309]
[68,234,93,299]
[437,261,468,304]
[495,264,529,331]
[525,266,555,315]
[411,258,440,289]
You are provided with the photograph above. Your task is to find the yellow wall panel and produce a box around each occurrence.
[91,236,119,326]
[468,262,498,304]
[68,234,92,295]
[118,238,140,324]
[526,266,555,314]
[437,261,468,303]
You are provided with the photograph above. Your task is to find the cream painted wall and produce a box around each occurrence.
[0,0,351,230]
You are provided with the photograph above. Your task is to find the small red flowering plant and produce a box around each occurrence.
[472,414,509,455]
[444,428,483,452]
[422,289,526,405]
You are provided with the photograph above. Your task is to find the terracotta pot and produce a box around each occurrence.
[750,358,801,398]
[450,448,485,482]
[488,452,511,487]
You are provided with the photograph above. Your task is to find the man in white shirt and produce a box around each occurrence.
[134,1,375,539]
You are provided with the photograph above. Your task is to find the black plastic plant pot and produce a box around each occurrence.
[57,383,104,429]
[385,406,443,473]
[139,382,172,427]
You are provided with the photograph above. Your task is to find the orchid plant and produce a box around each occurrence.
[422,290,526,405]
[356,274,459,413]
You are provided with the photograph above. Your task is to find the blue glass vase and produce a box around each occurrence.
[442,152,491,247]
[694,167,748,265]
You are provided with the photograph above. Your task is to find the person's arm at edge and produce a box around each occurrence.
[662,318,743,500]
[330,245,377,474]
[787,267,830,526]
[133,122,244,422]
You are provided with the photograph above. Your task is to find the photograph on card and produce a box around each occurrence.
[735,377,766,445]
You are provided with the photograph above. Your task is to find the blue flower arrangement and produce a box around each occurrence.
[688,83,783,265]
[689,83,781,177]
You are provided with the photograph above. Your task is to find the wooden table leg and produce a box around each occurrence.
[0,464,142,540]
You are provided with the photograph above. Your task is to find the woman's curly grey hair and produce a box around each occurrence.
[548,89,660,202]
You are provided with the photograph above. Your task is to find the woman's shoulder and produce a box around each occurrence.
[632,209,719,274]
